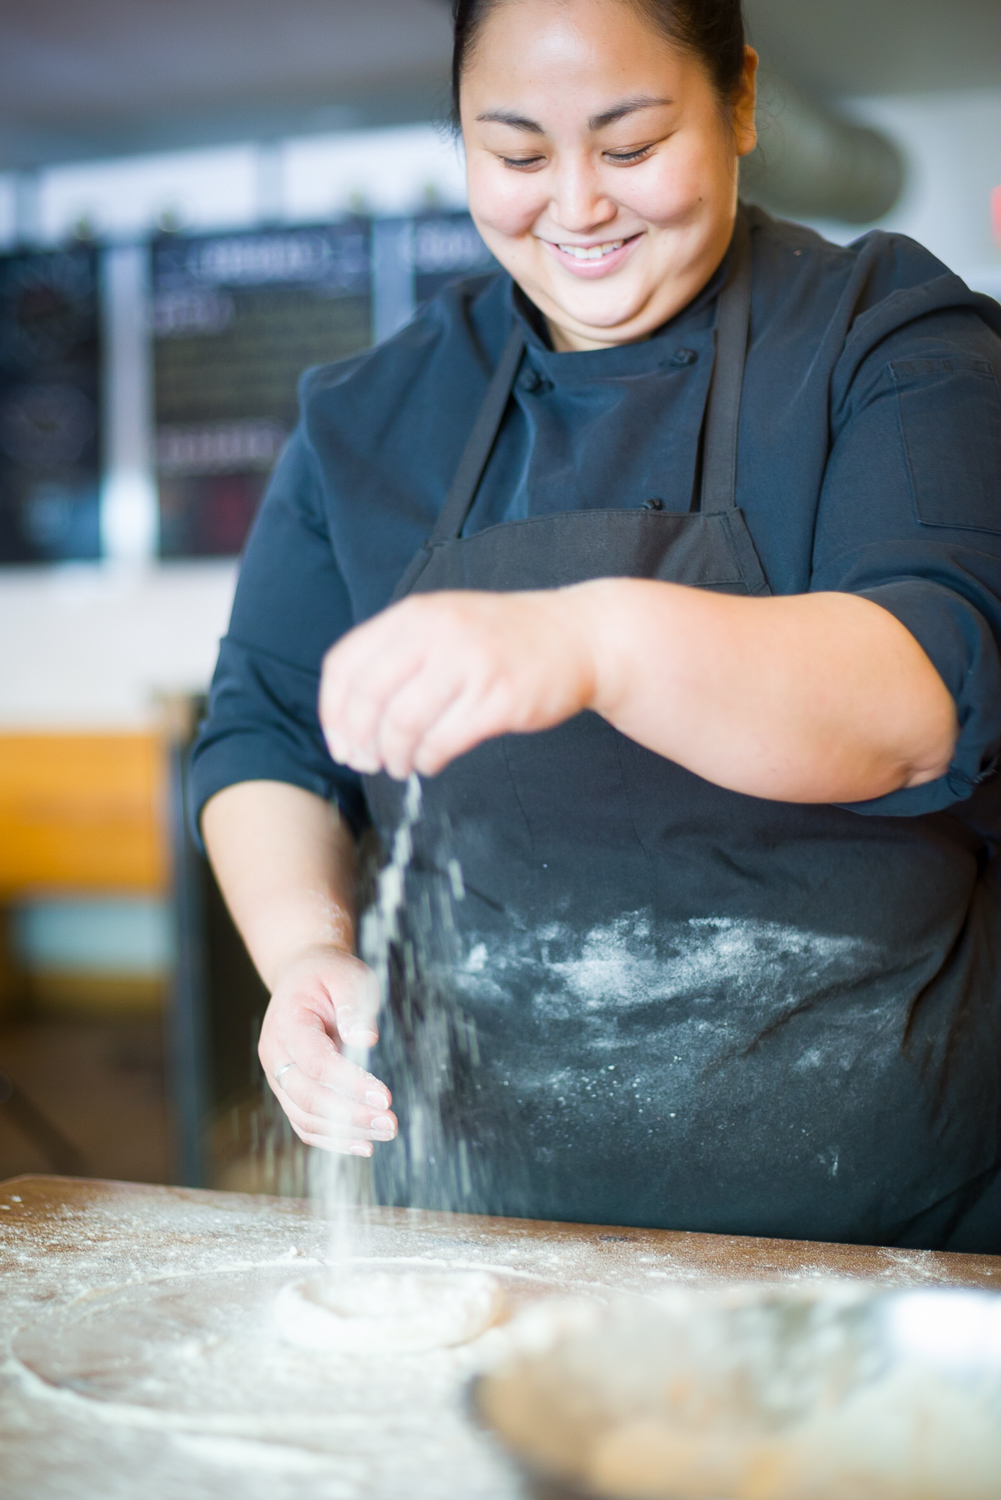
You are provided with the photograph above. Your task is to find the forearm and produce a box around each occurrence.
[201,780,357,990]
[316,577,958,799]
[571,579,958,803]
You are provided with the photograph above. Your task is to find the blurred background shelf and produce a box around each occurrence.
[0,712,276,1193]
[0,732,168,894]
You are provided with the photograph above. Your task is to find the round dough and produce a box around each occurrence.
[273,1269,505,1355]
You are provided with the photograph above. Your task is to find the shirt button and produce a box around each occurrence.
[519,369,551,393]
[669,347,697,367]
[643,497,665,510]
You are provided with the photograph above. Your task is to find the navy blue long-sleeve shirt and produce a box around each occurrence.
[190,208,1001,837]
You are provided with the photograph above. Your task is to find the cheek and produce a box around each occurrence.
[622,134,735,226]
[466,156,546,241]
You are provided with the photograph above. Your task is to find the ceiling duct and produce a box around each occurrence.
[741,69,905,224]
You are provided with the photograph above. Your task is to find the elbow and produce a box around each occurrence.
[780,696,959,806]
[899,696,959,791]
[901,745,957,792]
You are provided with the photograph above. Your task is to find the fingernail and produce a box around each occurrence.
[365,1090,389,1109]
[325,732,346,763]
[369,1115,395,1134]
[349,755,381,774]
[349,1142,373,1157]
[343,1028,377,1047]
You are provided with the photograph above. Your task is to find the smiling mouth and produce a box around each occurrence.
[556,238,630,261]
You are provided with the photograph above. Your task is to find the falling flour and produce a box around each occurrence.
[300,774,502,1358]
[311,773,426,1251]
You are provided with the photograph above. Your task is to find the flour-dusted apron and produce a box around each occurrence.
[364,215,1000,1248]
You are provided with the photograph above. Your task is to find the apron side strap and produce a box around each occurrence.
[390,544,435,603]
[720,510,772,596]
[427,324,526,547]
[700,211,752,517]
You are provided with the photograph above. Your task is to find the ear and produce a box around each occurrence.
[732,46,758,159]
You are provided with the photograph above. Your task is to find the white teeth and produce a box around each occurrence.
[558,239,624,260]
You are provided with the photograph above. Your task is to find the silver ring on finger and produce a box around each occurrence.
[274,1060,295,1088]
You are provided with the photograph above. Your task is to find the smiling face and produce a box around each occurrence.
[460,0,757,350]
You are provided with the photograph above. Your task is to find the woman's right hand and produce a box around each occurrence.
[258,943,398,1155]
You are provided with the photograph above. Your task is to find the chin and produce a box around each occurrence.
[546,289,650,336]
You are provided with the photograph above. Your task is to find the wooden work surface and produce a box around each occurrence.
[1,1174,998,1500]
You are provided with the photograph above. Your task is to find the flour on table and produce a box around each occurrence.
[273,1269,505,1354]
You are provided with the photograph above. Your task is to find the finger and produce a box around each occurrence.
[286,1117,374,1156]
[265,1071,395,1151]
[330,963,381,1048]
[278,1089,397,1142]
[278,1067,396,1134]
[285,1115,396,1149]
[322,595,481,772]
[288,952,381,1048]
[321,607,412,716]
[320,613,429,764]
[336,647,437,774]
[376,670,467,781]
[276,1015,392,1110]
[411,682,514,778]
[270,956,380,1046]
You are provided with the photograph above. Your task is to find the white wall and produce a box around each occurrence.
[282,125,466,221]
[0,560,236,730]
[802,88,1001,297]
[38,145,260,243]
[0,125,465,248]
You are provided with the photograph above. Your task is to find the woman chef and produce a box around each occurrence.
[192,0,1001,1251]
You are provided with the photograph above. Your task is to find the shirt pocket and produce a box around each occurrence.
[890,356,1001,533]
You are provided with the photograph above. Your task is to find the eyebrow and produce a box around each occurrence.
[589,95,674,130]
[476,96,674,134]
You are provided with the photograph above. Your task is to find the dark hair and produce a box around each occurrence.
[451,0,746,126]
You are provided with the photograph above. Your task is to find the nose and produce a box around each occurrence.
[548,153,618,235]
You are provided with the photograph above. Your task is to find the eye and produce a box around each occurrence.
[604,145,655,165]
[500,154,547,171]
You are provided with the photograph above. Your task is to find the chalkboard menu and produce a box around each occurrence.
[412,212,495,306]
[0,249,102,565]
[152,222,372,558]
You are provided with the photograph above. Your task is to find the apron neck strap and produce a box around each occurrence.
[427,323,526,547]
[699,209,751,516]
[428,208,751,544]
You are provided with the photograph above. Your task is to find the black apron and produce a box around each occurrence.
[364,216,1000,1249]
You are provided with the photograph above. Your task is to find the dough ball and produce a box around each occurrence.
[274,1268,505,1355]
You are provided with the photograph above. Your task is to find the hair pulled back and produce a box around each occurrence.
[450,0,747,125]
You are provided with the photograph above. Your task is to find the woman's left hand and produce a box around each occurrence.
[319,589,593,779]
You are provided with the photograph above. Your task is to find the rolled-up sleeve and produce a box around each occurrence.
[188,420,366,840]
[812,307,1001,816]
